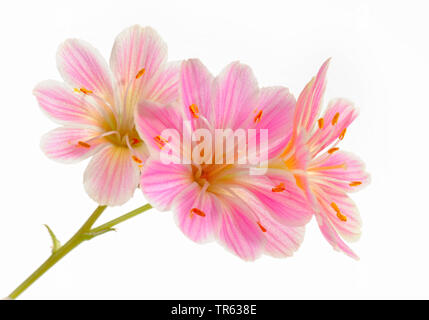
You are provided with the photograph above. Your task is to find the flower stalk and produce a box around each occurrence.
[8,203,152,299]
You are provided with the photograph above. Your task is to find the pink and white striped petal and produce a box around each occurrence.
[294,58,330,134]
[34,80,103,127]
[144,61,180,105]
[135,100,188,159]
[310,151,370,192]
[41,127,107,163]
[110,25,167,106]
[140,159,193,211]
[84,146,140,206]
[250,86,296,160]
[315,210,359,260]
[57,39,114,105]
[216,195,264,261]
[308,98,358,155]
[213,62,258,130]
[180,59,215,128]
[173,183,220,243]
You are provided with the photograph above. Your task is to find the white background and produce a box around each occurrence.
[0,0,427,299]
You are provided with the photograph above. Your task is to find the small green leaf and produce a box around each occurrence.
[43,224,61,253]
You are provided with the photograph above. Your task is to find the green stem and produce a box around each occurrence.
[8,203,153,299]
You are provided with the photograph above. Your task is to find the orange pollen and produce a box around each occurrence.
[190,208,206,217]
[154,136,168,149]
[79,87,93,95]
[136,68,146,79]
[328,147,339,154]
[257,222,267,233]
[339,128,347,140]
[77,141,91,148]
[272,182,286,193]
[349,181,362,187]
[332,112,340,125]
[331,202,347,222]
[132,155,143,164]
[318,118,324,129]
[189,104,199,118]
[254,110,263,123]
[131,138,141,145]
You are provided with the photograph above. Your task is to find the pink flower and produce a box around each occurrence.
[278,59,370,259]
[34,25,179,206]
[135,59,312,260]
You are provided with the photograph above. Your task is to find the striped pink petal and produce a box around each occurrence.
[213,62,258,130]
[110,25,167,107]
[57,39,114,106]
[84,146,140,206]
[180,59,215,129]
[217,195,264,261]
[34,80,104,127]
[144,61,180,105]
[308,98,358,156]
[173,183,221,243]
[41,127,107,163]
[310,151,370,192]
[251,86,296,159]
[294,58,330,134]
[140,159,193,211]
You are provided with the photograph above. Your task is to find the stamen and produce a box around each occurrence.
[318,118,324,129]
[189,104,199,118]
[331,202,347,222]
[135,68,146,79]
[77,141,91,148]
[79,87,93,95]
[339,128,347,140]
[328,147,339,154]
[190,208,206,217]
[257,222,267,232]
[349,181,362,187]
[254,110,263,123]
[332,112,340,125]
[154,136,168,149]
[131,138,141,145]
[132,155,143,164]
[272,182,286,192]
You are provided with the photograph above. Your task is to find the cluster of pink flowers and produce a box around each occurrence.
[35,25,369,260]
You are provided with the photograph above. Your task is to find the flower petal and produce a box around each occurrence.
[110,25,167,107]
[315,211,359,260]
[41,127,106,163]
[135,100,188,158]
[250,86,296,160]
[294,58,330,134]
[180,59,215,128]
[140,158,193,211]
[84,146,140,206]
[34,80,104,127]
[144,61,180,105]
[57,39,114,105]
[213,61,258,130]
[216,195,264,261]
[308,98,358,155]
[314,185,362,243]
[310,150,370,192]
[173,183,221,243]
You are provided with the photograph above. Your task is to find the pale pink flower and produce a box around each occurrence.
[277,59,370,259]
[135,59,312,260]
[34,25,179,206]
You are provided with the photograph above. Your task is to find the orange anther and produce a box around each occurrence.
[254,110,263,123]
[349,181,362,187]
[189,104,199,118]
[257,222,267,232]
[328,147,339,154]
[190,208,206,217]
[132,155,143,164]
[318,118,324,129]
[79,88,93,95]
[136,68,146,79]
[272,182,286,192]
[154,136,168,149]
[339,128,347,140]
[332,112,340,125]
[77,141,91,148]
